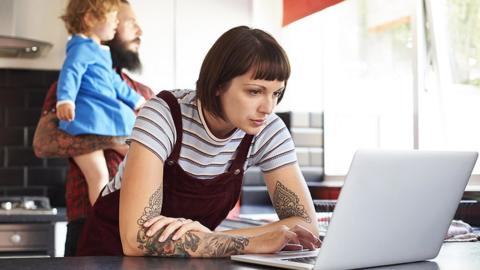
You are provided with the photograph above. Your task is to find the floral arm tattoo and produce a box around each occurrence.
[272,181,312,223]
[33,112,126,158]
[136,187,250,257]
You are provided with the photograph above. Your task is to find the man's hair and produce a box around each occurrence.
[61,0,121,35]
[196,26,290,120]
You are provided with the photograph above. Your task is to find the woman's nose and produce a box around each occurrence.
[259,97,274,114]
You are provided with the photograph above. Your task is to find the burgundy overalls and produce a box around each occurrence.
[76,91,253,256]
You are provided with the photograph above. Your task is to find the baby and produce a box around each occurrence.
[57,0,144,205]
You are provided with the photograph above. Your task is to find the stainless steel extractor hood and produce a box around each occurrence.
[0,0,54,58]
[0,35,52,58]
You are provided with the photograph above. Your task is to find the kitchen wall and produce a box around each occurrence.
[0,69,66,206]
[126,0,253,91]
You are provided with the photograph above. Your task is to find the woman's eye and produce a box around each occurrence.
[273,91,283,97]
[249,90,261,95]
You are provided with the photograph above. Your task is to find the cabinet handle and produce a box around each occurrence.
[10,233,21,244]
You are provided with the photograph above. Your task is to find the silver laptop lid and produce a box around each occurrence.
[315,150,477,270]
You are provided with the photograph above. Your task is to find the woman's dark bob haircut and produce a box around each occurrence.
[196,26,291,119]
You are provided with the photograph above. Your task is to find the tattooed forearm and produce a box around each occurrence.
[272,181,312,223]
[137,228,249,257]
[33,113,127,158]
[137,228,200,257]
[137,186,166,253]
[137,186,163,228]
[198,234,249,257]
[136,186,250,257]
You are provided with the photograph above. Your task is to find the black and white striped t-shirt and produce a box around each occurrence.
[103,89,297,194]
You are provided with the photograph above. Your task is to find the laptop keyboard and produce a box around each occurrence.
[283,256,317,265]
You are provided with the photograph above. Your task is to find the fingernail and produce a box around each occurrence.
[172,235,178,240]
[146,230,152,236]
[158,236,165,242]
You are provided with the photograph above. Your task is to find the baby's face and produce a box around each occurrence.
[91,10,119,42]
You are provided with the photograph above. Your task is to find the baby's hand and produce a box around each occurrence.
[56,103,75,121]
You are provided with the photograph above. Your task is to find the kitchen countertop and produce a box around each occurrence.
[0,207,67,223]
[0,242,478,270]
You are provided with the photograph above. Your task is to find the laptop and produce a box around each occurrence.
[231,150,478,270]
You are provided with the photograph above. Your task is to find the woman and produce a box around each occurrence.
[77,26,320,257]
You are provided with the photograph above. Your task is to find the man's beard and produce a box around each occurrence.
[106,37,142,73]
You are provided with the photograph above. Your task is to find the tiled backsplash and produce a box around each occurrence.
[291,112,324,167]
[0,68,67,206]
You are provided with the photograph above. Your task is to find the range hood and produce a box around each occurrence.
[0,0,55,59]
[0,35,52,58]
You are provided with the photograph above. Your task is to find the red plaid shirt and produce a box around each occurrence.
[41,72,154,222]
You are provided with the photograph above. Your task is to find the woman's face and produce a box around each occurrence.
[218,69,285,136]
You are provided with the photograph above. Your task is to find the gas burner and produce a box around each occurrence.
[0,196,57,215]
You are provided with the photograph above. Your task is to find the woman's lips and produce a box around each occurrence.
[251,119,266,127]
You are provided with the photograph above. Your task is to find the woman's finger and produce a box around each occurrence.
[282,244,303,251]
[291,224,317,240]
[298,239,316,250]
[143,215,164,227]
[298,236,321,250]
[284,230,300,246]
[145,217,177,236]
[291,225,321,249]
[159,218,189,242]
[299,239,316,250]
[172,220,211,240]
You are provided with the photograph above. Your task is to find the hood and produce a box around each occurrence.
[0,35,52,58]
[0,0,54,59]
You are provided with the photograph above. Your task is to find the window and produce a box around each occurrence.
[421,0,480,175]
[318,0,415,175]
[262,0,479,180]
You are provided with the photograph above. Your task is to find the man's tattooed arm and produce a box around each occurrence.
[33,112,127,158]
[272,181,312,223]
[135,187,250,257]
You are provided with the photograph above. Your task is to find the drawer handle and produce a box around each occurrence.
[10,233,21,244]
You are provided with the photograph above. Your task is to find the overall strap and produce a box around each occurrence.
[156,91,183,161]
[229,134,254,171]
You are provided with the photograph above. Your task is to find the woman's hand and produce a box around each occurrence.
[288,224,321,250]
[247,225,301,254]
[143,215,212,242]
[247,225,321,254]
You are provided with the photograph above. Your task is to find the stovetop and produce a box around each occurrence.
[0,196,57,215]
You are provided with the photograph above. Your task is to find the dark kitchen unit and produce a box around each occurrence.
[0,196,66,258]
[0,69,68,257]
